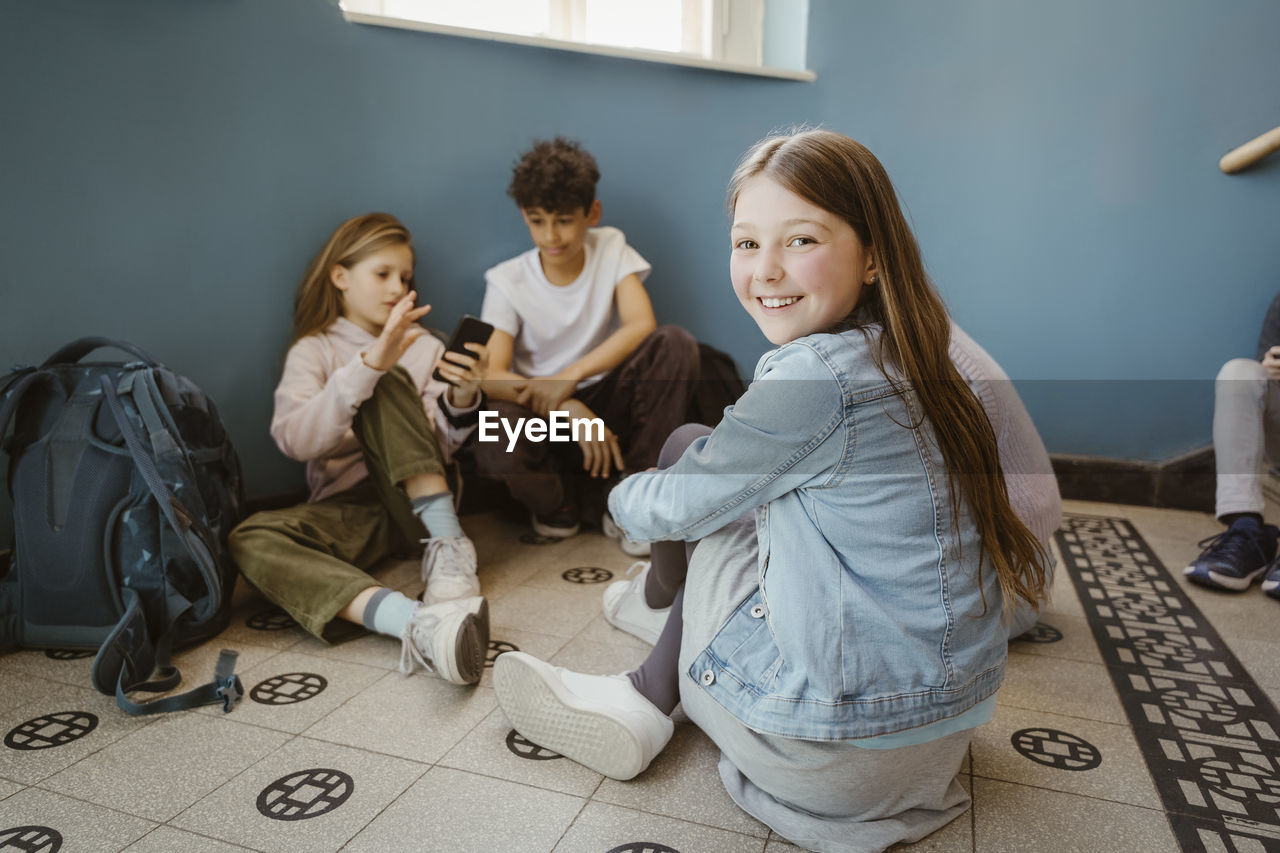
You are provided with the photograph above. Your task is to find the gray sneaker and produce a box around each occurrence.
[399,597,489,685]
[421,536,480,605]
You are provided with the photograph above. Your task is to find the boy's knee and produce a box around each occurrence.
[1218,358,1267,383]
[647,325,698,358]
[1216,359,1269,407]
[659,423,713,467]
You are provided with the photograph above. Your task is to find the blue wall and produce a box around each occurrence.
[3,0,1279,513]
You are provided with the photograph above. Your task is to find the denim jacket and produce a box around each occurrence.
[608,326,1007,740]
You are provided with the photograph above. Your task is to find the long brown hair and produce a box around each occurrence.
[728,129,1047,617]
[291,212,414,343]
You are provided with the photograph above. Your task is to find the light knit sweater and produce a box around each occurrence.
[949,322,1062,548]
[271,316,478,502]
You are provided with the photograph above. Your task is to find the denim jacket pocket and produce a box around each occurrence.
[691,587,782,703]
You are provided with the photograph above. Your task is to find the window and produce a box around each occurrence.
[341,0,813,81]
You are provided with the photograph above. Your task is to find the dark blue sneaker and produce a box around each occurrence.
[1184,517,1279,591]
[1262,559,1280,600]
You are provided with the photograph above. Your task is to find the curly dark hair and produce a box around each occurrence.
[507,137,600,214]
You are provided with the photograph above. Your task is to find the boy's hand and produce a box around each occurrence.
[1265,347,1280,380]
[563,399,624,479]
[524,372,579,417]
[363,292,431,371]
[440,342,490,408]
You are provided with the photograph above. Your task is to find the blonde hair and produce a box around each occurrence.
[728,129,1047,617]
[291,212,414,343]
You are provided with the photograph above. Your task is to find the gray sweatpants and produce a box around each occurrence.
[677,516,972,853]
[1214,357,1280,520]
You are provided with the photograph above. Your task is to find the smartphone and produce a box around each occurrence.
[432,314,494,384]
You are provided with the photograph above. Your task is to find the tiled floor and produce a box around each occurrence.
[1,498,1277,852]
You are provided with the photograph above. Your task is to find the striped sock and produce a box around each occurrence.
[411,492,463,539]
[362,588,419,637]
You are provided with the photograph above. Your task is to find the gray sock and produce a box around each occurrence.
[627,585,685,715]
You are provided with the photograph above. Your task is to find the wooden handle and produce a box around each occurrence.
[1220,125,1280,174]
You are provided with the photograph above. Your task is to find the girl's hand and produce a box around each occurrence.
[363,292,432,371]
[441,343,490,408]
[563,399,624,479]
[1266,347,1280,381]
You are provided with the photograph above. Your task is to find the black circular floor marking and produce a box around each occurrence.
[43,650,93,661]
[250,673,328,706]
[1017,623,1062,643]
[562,566,613,584]
[1157,688,1241,725]
[1196,758,1280,804]
[605,844,681,853]
[246,609,299,631]
[505,729,562,760]
[486,640,519,668]
[0,826,62,853]
[256,768,354,821]
[4,712,98,751]
[1130,634,1200,664]
[1010,728,1101,771]
[520,533,561,545]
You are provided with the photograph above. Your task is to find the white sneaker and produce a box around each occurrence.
[492,652,673,780]
[421,536,480,605]
[399,596,489,685]
[602,561,669,646]
[602,510,650,557]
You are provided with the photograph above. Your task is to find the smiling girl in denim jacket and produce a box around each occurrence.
[493,130,1050,852]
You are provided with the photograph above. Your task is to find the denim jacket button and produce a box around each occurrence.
[700,669,715,685]
[750,605,766,618]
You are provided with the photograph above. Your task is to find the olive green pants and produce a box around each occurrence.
[230,368,448,640]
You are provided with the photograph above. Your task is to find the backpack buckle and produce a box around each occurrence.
[213,648,242,713]
[216,674,244,713]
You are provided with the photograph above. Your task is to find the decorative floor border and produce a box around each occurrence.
[1055,513,1280,852]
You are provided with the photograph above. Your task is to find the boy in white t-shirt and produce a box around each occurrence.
[473,137,699,546]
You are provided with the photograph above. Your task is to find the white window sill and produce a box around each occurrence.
[342,10,816,82]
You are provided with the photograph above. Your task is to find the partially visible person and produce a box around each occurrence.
[472,137,699,553]
[1186,291,1280,597]
[230,213,489,685]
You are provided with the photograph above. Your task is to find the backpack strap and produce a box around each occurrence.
[95,589,242,715]
[99,375,223,609]
[117,649,242,715]
[0,368,57,452]
[97,375,240,715]
[41,337,159,368]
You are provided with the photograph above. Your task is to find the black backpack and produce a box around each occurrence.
[0,338,245,715]
[690,343,748,428]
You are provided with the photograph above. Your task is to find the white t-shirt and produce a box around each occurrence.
[481,226,650,386]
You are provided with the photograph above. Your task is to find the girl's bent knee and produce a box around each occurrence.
[659,423,713,467]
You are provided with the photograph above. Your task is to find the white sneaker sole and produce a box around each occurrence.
[531,515,580,539]
[493,652,645,780]
[1184,564,1267,591]
[436,599,489,686]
